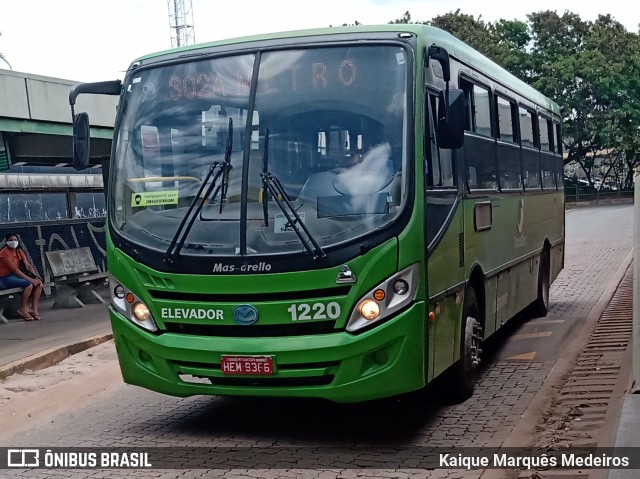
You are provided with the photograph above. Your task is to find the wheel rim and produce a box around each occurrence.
[469,317,482,369]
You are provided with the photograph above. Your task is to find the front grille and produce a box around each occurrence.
[207,376,334,387]
[149,285,351,302]
[164,321,337,337]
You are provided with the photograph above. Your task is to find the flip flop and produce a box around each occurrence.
[28,310,41,320]
[18,311,34,321]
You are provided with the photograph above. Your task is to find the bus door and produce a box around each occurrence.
[424,91,465,381]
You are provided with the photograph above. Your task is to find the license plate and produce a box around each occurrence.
[220,355,275,375]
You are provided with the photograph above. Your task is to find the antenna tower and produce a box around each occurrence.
[168,0,195,48]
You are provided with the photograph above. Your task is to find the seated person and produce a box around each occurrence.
[298,143,398,217]
[0,233,43,321]
[333,142,395,195]
[300,142,396,200]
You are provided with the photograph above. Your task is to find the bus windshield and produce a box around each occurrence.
[111,45,408,257]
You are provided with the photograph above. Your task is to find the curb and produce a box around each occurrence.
[0,333,114,380]
[566,198,634,209]
[480,249,634,479]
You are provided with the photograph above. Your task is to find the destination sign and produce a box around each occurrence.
[168,60,358,101]
[135,46,407,104]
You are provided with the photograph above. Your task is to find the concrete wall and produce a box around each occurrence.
[0,68,118,128]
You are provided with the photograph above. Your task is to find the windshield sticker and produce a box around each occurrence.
[274,212,305,234]
[131,191,179,207]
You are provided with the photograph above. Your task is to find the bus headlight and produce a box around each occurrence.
[393,279,409,295]
[109,274,158,332]
[346,263,419,333]
[359,299,380,320]
[133,302,151,322]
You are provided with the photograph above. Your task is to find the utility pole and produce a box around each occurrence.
[168,0,195,48]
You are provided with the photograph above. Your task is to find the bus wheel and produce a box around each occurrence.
[452,287,483,402]
[529,249,550,318]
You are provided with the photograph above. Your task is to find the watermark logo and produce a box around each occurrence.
[7,449,39,467]
[2,448,152,468]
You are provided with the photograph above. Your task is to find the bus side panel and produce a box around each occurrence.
[463,192,551,331]
[483,274,498,337]
[428,292,463,380]
[550,242,564,284]
[426,205,466,381]
[496,258,538,326]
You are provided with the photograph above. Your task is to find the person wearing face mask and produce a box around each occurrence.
[0,233,43,321]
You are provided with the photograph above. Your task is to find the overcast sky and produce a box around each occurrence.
[1,0,639,83]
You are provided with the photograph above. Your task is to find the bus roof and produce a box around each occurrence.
[132,24,559,116]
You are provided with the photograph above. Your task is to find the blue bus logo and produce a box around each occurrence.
[232,305,259,325]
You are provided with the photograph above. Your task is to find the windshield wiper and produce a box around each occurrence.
[260,167,327,261]
[218,117,233,214]
[164,117,233,263]
[164,161,225,263]
[261,129,270,227]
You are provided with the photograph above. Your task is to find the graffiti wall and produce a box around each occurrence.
[0,219,106,284]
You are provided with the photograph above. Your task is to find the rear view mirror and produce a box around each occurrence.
[68,80,121,171]
[437,89,465,149]
[73,112,91,170]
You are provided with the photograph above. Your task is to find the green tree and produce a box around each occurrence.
[389,10,412,24]
[527,12,600,180]
[489,19,531,80]
[527,12,640,185]
[425,11,531,78]
[428,10,495,55]
[408,8,640,187]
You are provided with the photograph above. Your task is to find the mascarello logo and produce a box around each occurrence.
[232,305,259,325]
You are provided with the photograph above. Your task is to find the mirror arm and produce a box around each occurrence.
[427,44,451,83]
[69,80,122,122]
[428,44,452,115]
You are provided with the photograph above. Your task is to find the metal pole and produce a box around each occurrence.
[632,168,640,393]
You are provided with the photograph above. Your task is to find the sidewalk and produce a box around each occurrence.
[0,295,112,379]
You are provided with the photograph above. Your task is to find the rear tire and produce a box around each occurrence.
[451,287,483,402]
[529,249,550,318]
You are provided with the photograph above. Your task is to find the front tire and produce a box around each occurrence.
[451,287,483,402]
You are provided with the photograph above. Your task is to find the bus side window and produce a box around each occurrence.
[462,82,474,131]
[540,117,556,189]
[425,94,454,189]
[555,123,563,155]
[461,79,497,190]
[425,92,457,247]
[554,121,564,189]
[473,85,492,137]
[495,95,522,190]
[496,96,515,143]
[520,107,541,189]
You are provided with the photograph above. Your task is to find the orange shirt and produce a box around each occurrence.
[0,247,27,276]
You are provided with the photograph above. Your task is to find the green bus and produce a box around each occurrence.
[69,24,564,403]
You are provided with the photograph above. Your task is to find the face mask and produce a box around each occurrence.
[6,241,18,249]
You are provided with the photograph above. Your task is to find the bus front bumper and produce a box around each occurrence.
[110,302,426,403]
